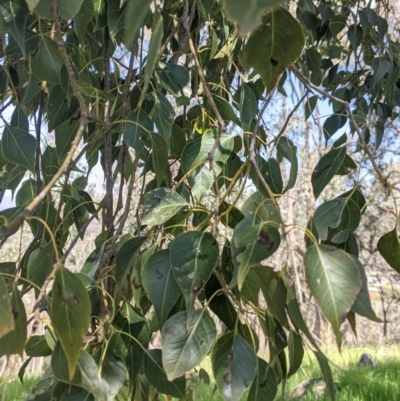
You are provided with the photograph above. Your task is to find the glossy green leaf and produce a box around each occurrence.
[155,63,190,97]
[55,118,80,163]
[190,164,214,202]
[144,349,186,398]
[304,244,361,347]
[313,197,361,241]
[149,132,168,186]
[152,91,175,140]
[212,332,257,401]
[231,216,281,290]
[114,237,146,305]
[224,0,282,35]
[288,331,304,377]
[2,0,29,57]
[240,83,257,132]
[25,335,52,357]
[52,342,108,401]
[247,357,277,401]
[73,0,94,42]
[143,9,163,94]
[0,287,27,357]
[0,275,14,339]
[378,229,400,274]
[27,241,54,296]
[102,352,127,401]
[123,0,151,46]
[2,125,37,173]
[276,136,298,192]
[170,231,219,320]
[31,36,64,83]
[323,114,347,142]
[243,7,304,90]
[48,85,79,131]
[123,109,153,154]
[142,249,181,327]
[241,192,280,224]
[205,94,241,125]
[140,188,188,226]
[51,267,91,379]
[162,309,216,380]
[311,146,346,199]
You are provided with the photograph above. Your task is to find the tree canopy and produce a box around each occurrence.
[0,0,400,399]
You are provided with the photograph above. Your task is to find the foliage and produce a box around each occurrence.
[0,0,399,400]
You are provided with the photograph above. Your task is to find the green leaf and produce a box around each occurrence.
[123,109,153,154]
[51,267,91,380]
[0,287,27,358]
[2,125,37,173]
[102,352,127,401]
[1,0,29,57]
[52,342,108,401]
[205,94,241,126]
[162,309,217,380]
[247,357,277,401]
[25,335,52,357]
[378,229,400,274]
[241,192,280,224]
[239,83,257,132]
[123,0,151,47]
[149,132,168,186]
[224,0,282,35]
[288,331,304,377]
[76,81,116,101]
[27,241,54,296]
[48,85,79,131]
[140,188,188,226]
[231,216,281,290]
[155,63,190,97]
[143,9,163,94]
[305,48,322,85]
[0,275,14,339]
[182,129,234,173]
[311,146,346,199]
[313,192,363,241]
[114,237,146,305]
[323,114,347,142]
[190,164,214,202]
[170,123,186,158]
[276,136,298,192]
[351,260,381,322]
[31,35,64,84]
[373,57,391,85]
[142,250,181,328]
[152,91,175,140]
[55,116,80,163]
[243,7,304,90]
[170,231,219,321]
[212,332,257,401]
[313,351,336,401]
[73,0,94,42]
[144,349,186,398]
[251,266,288,327]
[304,244,361,347]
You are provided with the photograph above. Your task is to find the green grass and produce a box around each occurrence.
[3,346,400,400]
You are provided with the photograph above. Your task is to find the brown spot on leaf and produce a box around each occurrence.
[156,269,164,280]
[257,230,271,245]
[260,378,269,388]
[270,58,278,66]
[73,296,79,305]
[132,277,142,289]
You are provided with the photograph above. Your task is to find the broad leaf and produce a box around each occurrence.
[114,237,146,305]
[170,231,219,320]
[276,136,298,192]
[212,332,257,401]
[123,109,153,154]
[311,146,346,199]
[231,216,281,289]
[140,188,188,226]
[162,310,216,380]
[25,335,52,357]
[243,7,304,90]
[378,229,400,273]
[224,0,282,35]
[142,249,181,327]
[0,275,14,339]
[123,0,151,46]
[288,331,304,377]
[304,244,361,346]
[240,83,257,132]
[155,63,190,98]
[144,349,186,398]
[247,357,277,401]
[2,125,37,173]
[52,343,108,401]
[149,132,168,186]
[0,287,27,358]
[51,267,91,379]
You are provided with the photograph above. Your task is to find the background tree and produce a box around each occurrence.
[0,0,400,400]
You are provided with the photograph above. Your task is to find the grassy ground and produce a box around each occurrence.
[2,346,400,400]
